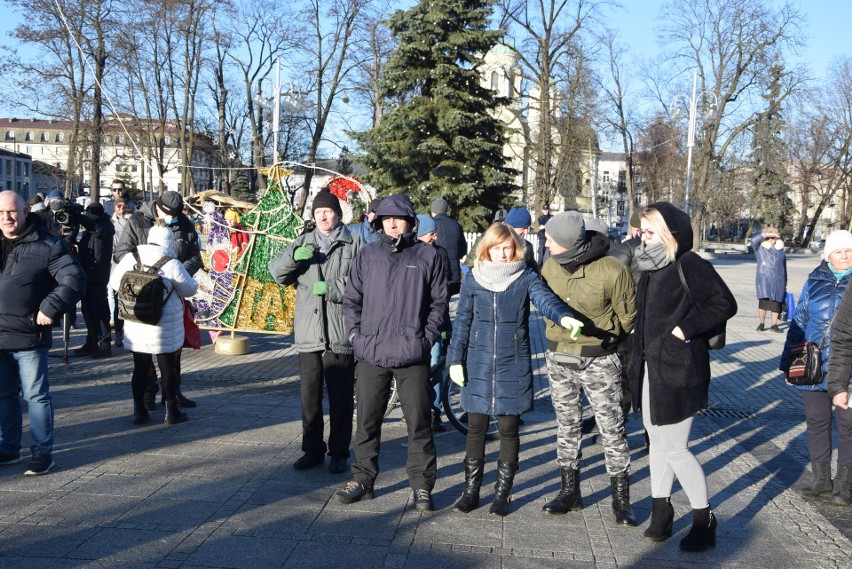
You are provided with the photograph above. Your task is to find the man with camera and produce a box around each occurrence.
[73,202,115,359]
[115,191,201,409]
[0,190,86,475]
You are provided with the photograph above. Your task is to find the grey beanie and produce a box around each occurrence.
[431,197,449,215]
[545,211,590,257]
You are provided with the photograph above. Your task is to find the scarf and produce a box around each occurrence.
[635,242,671,271]
[831,266,852,281]
[315,223,342,254]
[472,259,525,292]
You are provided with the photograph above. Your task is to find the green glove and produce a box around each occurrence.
[294,245,314,262]
[560,316,584,341]
[441,330,449,340]
[449,364,466,387]
[312,281,327,296]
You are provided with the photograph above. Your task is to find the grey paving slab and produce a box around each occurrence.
[184,534,293,569]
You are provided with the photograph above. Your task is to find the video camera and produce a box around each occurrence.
[49,199,84,226]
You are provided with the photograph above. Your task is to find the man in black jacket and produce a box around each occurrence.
[0,190,86,475]
[73,202,115,359]
[114,191,202,409]
[337,194,448,512]
[431,197,467,296]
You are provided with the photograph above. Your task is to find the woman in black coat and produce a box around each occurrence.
[446,223,581,516]
[628,202,737,552]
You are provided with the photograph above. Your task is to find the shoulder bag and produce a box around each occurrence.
[785,313,836,386]
[676,258,726,350]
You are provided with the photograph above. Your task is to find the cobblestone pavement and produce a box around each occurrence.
[1,252,851,568]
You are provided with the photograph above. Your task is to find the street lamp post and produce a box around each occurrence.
[255,58,305,166]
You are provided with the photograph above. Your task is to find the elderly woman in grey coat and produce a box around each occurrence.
[751,227,786,332]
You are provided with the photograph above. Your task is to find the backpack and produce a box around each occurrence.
[117,250,174,325]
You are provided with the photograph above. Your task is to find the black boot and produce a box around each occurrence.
[610,471,637,526]
[132,401,150,426]
[542,467,582,514]
[643,497,674,541]
[489,460,517,517]
[679,506,717,552]
[113,330,124,348]
[164,400,188,425]
[73,342,96,356]
[176,390,197,408]
[832,464,852,505]
[453,457,485,514]
[798,461,832,498]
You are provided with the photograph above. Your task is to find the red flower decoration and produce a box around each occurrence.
[326,175,362,201]
[212,249,231,273]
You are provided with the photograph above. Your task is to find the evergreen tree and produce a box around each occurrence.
[749,64,793,232]
[352,0,515,230]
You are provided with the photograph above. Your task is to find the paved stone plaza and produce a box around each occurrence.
[1,251,851,568]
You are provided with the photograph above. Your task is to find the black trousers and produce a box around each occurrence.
[132,352,178,402]
[352,361,436,491]
[81,284,111,349]
[298,351,355,459]
[466,413,520,463]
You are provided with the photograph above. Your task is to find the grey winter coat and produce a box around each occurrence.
[270,225,362,354]
[751,235,787,303]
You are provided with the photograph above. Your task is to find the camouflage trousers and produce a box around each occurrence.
[545,351,630,475]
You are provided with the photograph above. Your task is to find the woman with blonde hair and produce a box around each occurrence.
[628,203,736,551]
[446,223,582,516]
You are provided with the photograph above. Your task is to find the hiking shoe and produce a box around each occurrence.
[335,481,374,504]
[24,454,54,476]
[413,489,434,512]
[756,323,765,331]
[328,456,348,474]
[293,453,324,470]
[0,452,22,465]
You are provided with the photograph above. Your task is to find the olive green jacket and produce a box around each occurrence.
[541,255,636,356]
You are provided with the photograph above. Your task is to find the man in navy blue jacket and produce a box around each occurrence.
[0,191,86,476]
[337,194,448,512]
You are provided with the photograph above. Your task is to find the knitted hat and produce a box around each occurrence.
[156,191,183,217]
[147,224,174,250]
[47,189,64,201]
[85,202,104,216]
[416,213,437,238]
[311,188,343,218]
[504,207,532,229]
[545,211,590,257]
[27,194,43,206]
[823,230,852,262]
[584,218,609,234]
[629,210,641,229]
[431,197,449,215]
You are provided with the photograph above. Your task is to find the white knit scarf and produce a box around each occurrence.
[472,259,525,292]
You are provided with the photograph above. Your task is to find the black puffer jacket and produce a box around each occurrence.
[433,213,468,292]
[628,202,737,426]
[77,211,115,286]
[344,195,448,368]
[114,203,202,276]
[0,215,86,350]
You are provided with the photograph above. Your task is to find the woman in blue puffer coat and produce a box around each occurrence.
[780,230,852,504]
[447,223,582,516]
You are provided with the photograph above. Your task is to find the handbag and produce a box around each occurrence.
[183,300,201,350]
[676,259,726,350]
[785,313,836,386]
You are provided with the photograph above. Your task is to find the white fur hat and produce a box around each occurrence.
[147,225,174,250]
[824,230,852,262]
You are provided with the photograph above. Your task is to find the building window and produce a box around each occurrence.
[507,71,514,97]
[490,71,499,92]
[602,171,610,183]
[115,135,124,144]
[25,131,34,141]
[41,132,49,141]
[617,170,626,191]
[55,132,64,142]
[4,131,14,140]
[164,136,171,145]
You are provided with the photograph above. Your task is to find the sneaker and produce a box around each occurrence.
[335,481,374,504]
[24,454,54,476]
[413,489,434,512]
[756,323,765,331]
[328,456,348,474]
[770,324,783,333]
[293,453,324,470]
[0,452,22,465]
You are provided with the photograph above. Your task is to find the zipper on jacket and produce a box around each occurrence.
[492,291,498,413]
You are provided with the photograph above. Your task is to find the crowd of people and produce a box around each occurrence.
[5,184,852,556]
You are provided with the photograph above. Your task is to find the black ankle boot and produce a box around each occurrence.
[143,381,158,412]
[176,390,197,408]
[610,471,637,526]
[132,401,150,426]
[164,400,188,425]
[542,466,582,514]
[644,497,674,541]
[489,460,517,517]
[453,457,485,514]
[679,506,717,552]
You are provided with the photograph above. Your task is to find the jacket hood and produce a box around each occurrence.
[648,201,692,257]
[370,194,417,232]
